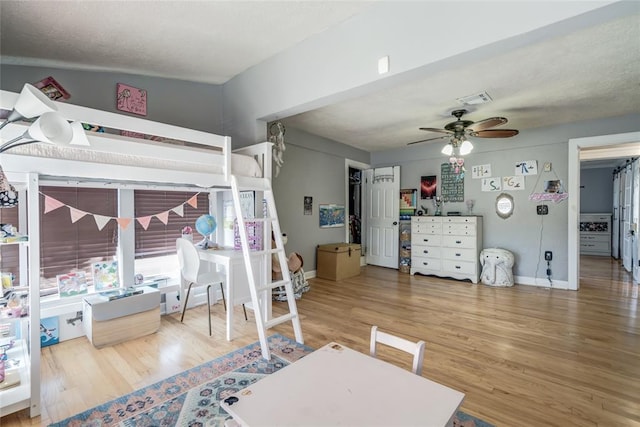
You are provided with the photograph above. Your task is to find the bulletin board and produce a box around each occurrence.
[440,163,464,202]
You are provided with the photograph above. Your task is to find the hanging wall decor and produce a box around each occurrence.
[440,163,464,202]
[116,83,147,116]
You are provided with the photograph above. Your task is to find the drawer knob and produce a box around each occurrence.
[455,253,461,257]
[455,240,462,244]
[455,265,461,269]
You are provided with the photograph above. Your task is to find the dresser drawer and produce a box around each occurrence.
[412,234,442,246]
[580,233,610,243]
[442,235,477,249]
[411,257,441,272]
[443,216,477,224]
[444,223,476,236]
[413,216,442,224]
[414,224,442,234]
[442,259,477,275]
[441,247,476,261]
[412,245,441,259]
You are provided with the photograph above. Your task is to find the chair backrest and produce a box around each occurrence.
[370,325,425,375]
[176,237,202,283]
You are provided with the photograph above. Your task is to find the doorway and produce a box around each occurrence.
[568,132,640,289]
[345,159,370,254]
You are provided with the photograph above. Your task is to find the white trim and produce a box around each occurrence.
[568,131,640,291]
[514,275,571,290]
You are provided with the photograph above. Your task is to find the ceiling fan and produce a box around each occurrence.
[408,109,519,146]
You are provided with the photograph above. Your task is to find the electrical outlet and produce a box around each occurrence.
[545,251,553,261]
[537,205,549,215]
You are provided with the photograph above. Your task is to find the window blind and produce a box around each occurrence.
[134,191,208,259]
[40,187,118,286]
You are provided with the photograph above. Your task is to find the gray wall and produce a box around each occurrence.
[580,167,614,213]
[272,127,369,268]
[0,65,224,134]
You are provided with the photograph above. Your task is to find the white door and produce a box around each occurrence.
[632,160,639,282]
[612,173,620,258]
[364,166,399,268]
[622,165,632,272]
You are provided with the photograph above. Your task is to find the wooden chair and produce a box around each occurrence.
[369,325,425,375]
[176,237,247,336]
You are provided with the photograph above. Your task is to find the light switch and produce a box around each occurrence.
[378,56,389,74]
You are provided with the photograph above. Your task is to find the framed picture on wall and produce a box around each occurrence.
[319,204,345,228]
[116,83,147,116]
[421,175,437,199]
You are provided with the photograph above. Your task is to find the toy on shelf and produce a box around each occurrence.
[0,224,28,243]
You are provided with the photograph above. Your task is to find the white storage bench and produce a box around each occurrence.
[83,286,161,348]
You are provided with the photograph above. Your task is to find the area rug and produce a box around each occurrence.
[49,334,493,427]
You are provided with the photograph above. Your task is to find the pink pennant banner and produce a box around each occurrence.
[44,195,65,214]
[172,205,184,217]
[116,218,132,230]
[156,211,169,225]
[94,215,112,231]
[137,215,152,230]
[186,194,198,209]
[69,207,88,223]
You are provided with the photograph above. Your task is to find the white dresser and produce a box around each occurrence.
[579,213,612,256]
[410,216,483,283]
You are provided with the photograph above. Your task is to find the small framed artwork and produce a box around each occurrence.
[92,261,120,290]
[116,83,147,116]
[34,76,70,101]
[304,196,313,215]
[420,175,437,199]
[40,316,59,347]
[56,271,88,298]
[319,204,345,228]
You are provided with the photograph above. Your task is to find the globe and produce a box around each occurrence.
[195,214,217,237]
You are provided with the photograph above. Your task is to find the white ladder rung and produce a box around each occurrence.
[256,279,290,293]
[245,248,283,258]
[265,313,298,329]
[242,217,275,223]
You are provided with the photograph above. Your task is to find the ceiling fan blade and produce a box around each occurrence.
[419,127,452,134]
[407,135,449,145]
[467,117,508,132]
[470,129,519,138]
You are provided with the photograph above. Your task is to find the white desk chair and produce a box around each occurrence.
[370,325,426,375]
[176,237,248,336]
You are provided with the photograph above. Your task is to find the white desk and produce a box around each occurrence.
[198,248,270,341]
[221,342,465,427]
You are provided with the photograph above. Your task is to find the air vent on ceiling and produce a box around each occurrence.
[457,91,492,106]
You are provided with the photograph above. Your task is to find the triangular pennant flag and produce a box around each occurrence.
[69,207,88,223]
[186,194,198,209]
[172,204,184,217]
[156,211,169,225]
[44,195,65,214]
[93,215,112,231]
[137,215,152,230]
[116,218,132,230]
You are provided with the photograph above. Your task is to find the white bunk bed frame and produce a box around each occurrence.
[0,89,303,417]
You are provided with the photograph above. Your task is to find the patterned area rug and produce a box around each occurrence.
[49,334,493,427]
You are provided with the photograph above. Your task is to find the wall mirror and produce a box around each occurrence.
[495,193,514,219]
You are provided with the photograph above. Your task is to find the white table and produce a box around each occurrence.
[221,342,465,427]
[198,248,270,341]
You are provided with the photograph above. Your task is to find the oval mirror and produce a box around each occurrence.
[495,193,514,219]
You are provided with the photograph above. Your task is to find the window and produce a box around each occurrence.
[0,203,21,285]
[39,187,118,291]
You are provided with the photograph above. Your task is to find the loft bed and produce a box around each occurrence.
[0,89,272,187]
[0,86,297,417]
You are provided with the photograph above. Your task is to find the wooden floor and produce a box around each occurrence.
[2,255,639,426]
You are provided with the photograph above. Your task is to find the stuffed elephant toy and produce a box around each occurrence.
[480,248,515,287]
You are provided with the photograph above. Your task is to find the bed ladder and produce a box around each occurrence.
[230,175,304,360]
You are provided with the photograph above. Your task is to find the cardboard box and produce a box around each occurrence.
[317,243,361,280]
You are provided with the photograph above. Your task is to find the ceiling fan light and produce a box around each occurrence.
[441,144,453,155]
[459,139,473,155]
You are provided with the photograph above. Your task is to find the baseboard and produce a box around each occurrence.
[514,275,571,290]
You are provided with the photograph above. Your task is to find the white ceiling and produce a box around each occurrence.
[1,1,639,158]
